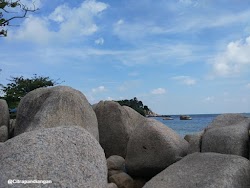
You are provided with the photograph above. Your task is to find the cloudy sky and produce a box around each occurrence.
[1,0,250,114]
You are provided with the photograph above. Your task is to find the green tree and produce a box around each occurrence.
[0,0,38,37]
[0,75,58,108]
[116,97,151,116]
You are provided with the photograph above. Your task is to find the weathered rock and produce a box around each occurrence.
[133,178,147,188]
[143,152,250,188]
[9,119,16,138]
[0,99,9,129]
[109,169,124,177]
[15,86,99,140]
[184,131,204,154]
[108,183,118,188]
[107,155,126,177]
[107,155,125,171]
[109,172,134,188]
[0,126,107,188]
[206,113,248,129]
[125,118,189,178]
[123,106,146,128]
[0,125,8,142]
[94,101,141,158]
[202,119,250,158]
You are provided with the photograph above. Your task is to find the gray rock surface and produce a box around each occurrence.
[202,119,250,158]
[133,178,147,188]
[184,131,204,154]
[107,155,126,177]
[0,126,107,188]
[109,172,134,188]
[0,125,8,142]
[15,86,99,140]
[206,113,248,129]
[143,152,250,188]
[123,106,146,128]
[94,101,141,158]
[125,118,189,178]
[0,99,9,129]
[9,119,16,138]
[108,183,118,188]
[107,155,125,171]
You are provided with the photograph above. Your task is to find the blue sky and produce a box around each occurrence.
[1,0,250,114]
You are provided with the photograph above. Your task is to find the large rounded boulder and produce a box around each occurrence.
[125,118,189,178]
[94,101,144,158]
[0,126,107,188]
[15,86,99,140]
[143,152,250,188]
[0,99,9,129]
[206,113,248,129]
[0,125,8,142]
[201,114,250,158]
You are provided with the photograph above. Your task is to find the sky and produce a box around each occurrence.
[1,0,250,115]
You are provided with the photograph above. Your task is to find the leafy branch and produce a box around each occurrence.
[0,0,38,36]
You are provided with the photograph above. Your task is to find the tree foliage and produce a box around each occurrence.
[0,0,38,37]
[0,75,57,108]
[116,97,151,116]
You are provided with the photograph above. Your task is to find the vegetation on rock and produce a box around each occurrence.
[116,97,151,116]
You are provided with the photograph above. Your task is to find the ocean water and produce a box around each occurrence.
[149,113,250,137]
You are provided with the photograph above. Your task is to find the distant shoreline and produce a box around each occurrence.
[147,112,250,118]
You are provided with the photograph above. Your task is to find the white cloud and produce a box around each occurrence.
[50,0,108,38]
[246,83,250,89]
[9,16,52,44]
[49,4,69,23]
[211,36,250,77]
[151,88,166,95]
[95,37,104,45]
[92,86,106,93]
[107,97,113,101]
[10,0,108,43]
[171,76,196,85]
[128,71,139,77]
[178,0,198,6]
[113,8,250,41]
[113,19,169,41]
[203,96,214,103]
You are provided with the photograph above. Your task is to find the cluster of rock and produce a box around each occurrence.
[0,85,250,188]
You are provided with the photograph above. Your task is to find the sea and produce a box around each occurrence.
[149,113,250,137]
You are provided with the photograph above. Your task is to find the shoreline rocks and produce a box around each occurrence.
[1,85,249,188]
